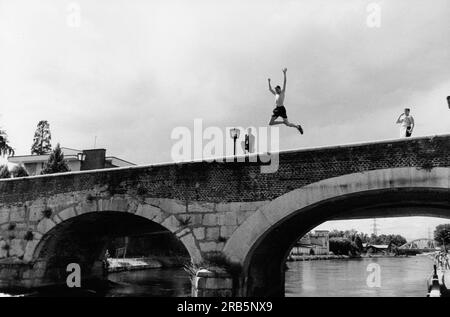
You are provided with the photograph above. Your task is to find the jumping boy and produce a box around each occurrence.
[268,68,303,134]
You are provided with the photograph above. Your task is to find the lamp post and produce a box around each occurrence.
[229,128,240,156]
[447,96,450,109]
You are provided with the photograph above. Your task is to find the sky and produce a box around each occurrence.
[0,0,449,240]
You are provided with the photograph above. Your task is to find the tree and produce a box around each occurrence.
[41,143,70,174]
[0,165,10,179]
[329,237,359,256]
[0,128,14,156]
[434,224,450,246]
[354,235,364,251]
[31,120,52,155]
[388,234,407,247]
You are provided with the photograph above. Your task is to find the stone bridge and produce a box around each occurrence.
[1,135,450,296]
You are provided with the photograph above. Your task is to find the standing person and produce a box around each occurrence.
[268,68,303,134]
[241,128,256,154]
[396,108,415,138]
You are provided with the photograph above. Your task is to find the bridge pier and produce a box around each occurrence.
[191,268,234,297]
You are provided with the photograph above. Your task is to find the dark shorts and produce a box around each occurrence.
[406,127,412,137]
[272,106,287,119]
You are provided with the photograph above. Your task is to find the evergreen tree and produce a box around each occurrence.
[0,128,14,156]
[41,143,70,174]
[0,164,10,179]
[31,120,52,155]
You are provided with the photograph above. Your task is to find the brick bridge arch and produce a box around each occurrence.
[223,167,450,296]
[29,205,198,288]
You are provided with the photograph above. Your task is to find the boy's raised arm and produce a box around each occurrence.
[268,78,275,94]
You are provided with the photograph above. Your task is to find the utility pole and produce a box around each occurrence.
[372,219,379,236]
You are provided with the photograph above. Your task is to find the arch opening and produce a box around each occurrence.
[243,187,450,297]
[32,211,191,295]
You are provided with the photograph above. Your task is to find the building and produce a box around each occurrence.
[8,147,135,176]
[363,242,397,254]
[290,230,330,256]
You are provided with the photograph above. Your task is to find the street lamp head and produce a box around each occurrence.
[230,128,240,139]
[77,152,86,162]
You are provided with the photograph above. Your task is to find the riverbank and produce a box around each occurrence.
[107,256,187,273]
[287,255,352,261]
[107,257,162,273]
[287,254,411,261]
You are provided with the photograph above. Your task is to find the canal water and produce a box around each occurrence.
[0,256,434,297]
[285,256,434,297]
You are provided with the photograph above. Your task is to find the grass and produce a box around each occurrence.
[178,216,192,227]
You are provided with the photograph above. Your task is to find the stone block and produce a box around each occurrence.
[189,214,203,225]
[199,241,219,252]
[23,240,39,262]
[220,225,236,238]
[180,233,202,264]
[9,206,26,222]
[135,204,163,223]
[159,199,186,214]
[27,199,46,222]
[0,209,8,224]
[176,228,191,238]
[76,201,98,214]
[37,218,56,234]
[193,227,205,240]
[58,207,77,221]
[206,227,220,240]
[202,214,218,226]
[161,215,180,232]
[218,212,237,226]
[9,239,24,258]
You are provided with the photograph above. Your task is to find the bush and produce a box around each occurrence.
[42,207,52,218]
[0,165,10,179]
[11,164,29,177]
[329,237,359,256]
[24,231,34,241]
[41,143,70,175]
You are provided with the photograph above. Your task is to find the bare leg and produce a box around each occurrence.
[283,118,304,134]
[282,118,298,128]
[269,116,285,126]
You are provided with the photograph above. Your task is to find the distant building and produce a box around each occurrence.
[290,230,330,256]
[363,242,397,254]
[9,147,135,176]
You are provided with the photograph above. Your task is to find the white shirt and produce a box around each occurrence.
[275,91,285,107]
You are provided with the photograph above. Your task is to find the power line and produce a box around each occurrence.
[372,219,379,236]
